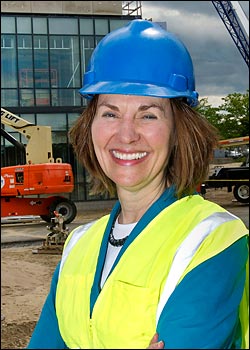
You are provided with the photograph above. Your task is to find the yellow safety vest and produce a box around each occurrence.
[56,195,248,349]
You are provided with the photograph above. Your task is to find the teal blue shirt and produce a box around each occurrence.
[27,188,248,349]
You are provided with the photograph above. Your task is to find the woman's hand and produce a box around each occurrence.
[147,333,164,349]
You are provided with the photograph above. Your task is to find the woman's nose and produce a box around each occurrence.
[117,119,140,143]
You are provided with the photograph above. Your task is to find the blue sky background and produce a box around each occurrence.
[141,1,249,106]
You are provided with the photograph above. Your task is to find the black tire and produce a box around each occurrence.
[50,198,77,224]
[233,184,249,203]
[40,214,51,223]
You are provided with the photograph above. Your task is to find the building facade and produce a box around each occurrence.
[1,1,141,201]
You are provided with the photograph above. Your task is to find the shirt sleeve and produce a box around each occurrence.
[156,236,248,349]
[26,262,68,349]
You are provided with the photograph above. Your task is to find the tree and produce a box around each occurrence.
[195,97,220,130]
[196,90,249,139]
[217,90,249,139]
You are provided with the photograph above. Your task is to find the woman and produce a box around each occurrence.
[27,19,248,349]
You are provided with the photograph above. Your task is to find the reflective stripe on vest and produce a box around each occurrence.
[59,220,96,277]
[156,211,237,324]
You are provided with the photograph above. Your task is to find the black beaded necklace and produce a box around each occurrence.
[108,219,129,247]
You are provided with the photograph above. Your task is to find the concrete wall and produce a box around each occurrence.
[1,1,123,15]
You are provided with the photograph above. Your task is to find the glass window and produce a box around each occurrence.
[96,35,105,46]
[20,89,34,107]
[1,89,18,106]
[49,35,80,88]
[81,98,87,107]
[33,17,47,34]
[1,139,26,166]
[34,36,49,88]
[94,19,109,35]
[2,129,20,140]
[19,114,35,124]
[81,36,94,49]
[37,113,67,130]
[110,19,130,31]
[53,132,67,143]
[81,36,94,71]
[52,146,65,166]
[17,17,31,34]
[1,17,15,33]
[35,89,50,106]
[17,35,32,48]
[1,35,17,88]
[34,68,52,88]
[80,19,94,35]
[34,68,49,88]
[33,35,48,49]
[51,89,82,107]
[1,35,15,48]
[68,113,81,128]
[19,68,33,88]
[52,138,69,164]
[48,17,78,35]
[18,35,33,88]
[72,182,87,201]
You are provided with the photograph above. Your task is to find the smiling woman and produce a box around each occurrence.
[27,19,249,350]
[90,94,173,197]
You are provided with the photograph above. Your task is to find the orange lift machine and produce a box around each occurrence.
[1,107,77,224]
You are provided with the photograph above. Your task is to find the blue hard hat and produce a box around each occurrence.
[79,19,199,107]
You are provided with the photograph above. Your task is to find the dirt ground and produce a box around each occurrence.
[1,209,110,350]
[1,190,249,349]
[1,248,61,349]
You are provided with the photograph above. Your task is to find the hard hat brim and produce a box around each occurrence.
[79,81,198,107]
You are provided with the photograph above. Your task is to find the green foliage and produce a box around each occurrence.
[195,90,249,139]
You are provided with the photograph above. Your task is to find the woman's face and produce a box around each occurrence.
[91,94,174,193]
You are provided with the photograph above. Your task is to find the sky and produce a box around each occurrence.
[141,1,249,107]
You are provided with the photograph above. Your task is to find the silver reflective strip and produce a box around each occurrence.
[156,211,238,325]
[59,220,96,277]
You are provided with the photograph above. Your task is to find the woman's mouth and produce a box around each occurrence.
[112,150,148,160]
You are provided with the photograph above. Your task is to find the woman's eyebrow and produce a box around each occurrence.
[97,102,119,111]
[97,102,164,112]
[138,104,164,112]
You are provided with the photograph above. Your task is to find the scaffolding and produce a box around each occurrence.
[122,1,142,17]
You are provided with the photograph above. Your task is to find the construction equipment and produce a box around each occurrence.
[202,136,249,203]
[218,135,249,148]
[32,211,70,254]
[1,107,77,224]
[212,1,249,67]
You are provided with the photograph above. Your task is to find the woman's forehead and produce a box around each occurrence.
[97,94,171,107]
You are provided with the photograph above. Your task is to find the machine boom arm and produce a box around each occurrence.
[211,1,249,67]
[1,107,54,164]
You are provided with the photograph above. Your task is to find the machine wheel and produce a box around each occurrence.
[50,198,77,224]
[40,198,77,224]
[40,214,52,223]
[233,184,249,203]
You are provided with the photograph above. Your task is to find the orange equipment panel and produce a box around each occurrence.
[1,196,65,217]
[1,163,74,197]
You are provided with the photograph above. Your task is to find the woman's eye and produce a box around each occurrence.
[142,114,157,120]
[102,112,117,118]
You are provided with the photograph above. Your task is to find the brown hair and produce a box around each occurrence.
[69,96,219,198]
[167,100,219,197]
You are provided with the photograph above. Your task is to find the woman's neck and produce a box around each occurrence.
[117,184,165,224]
